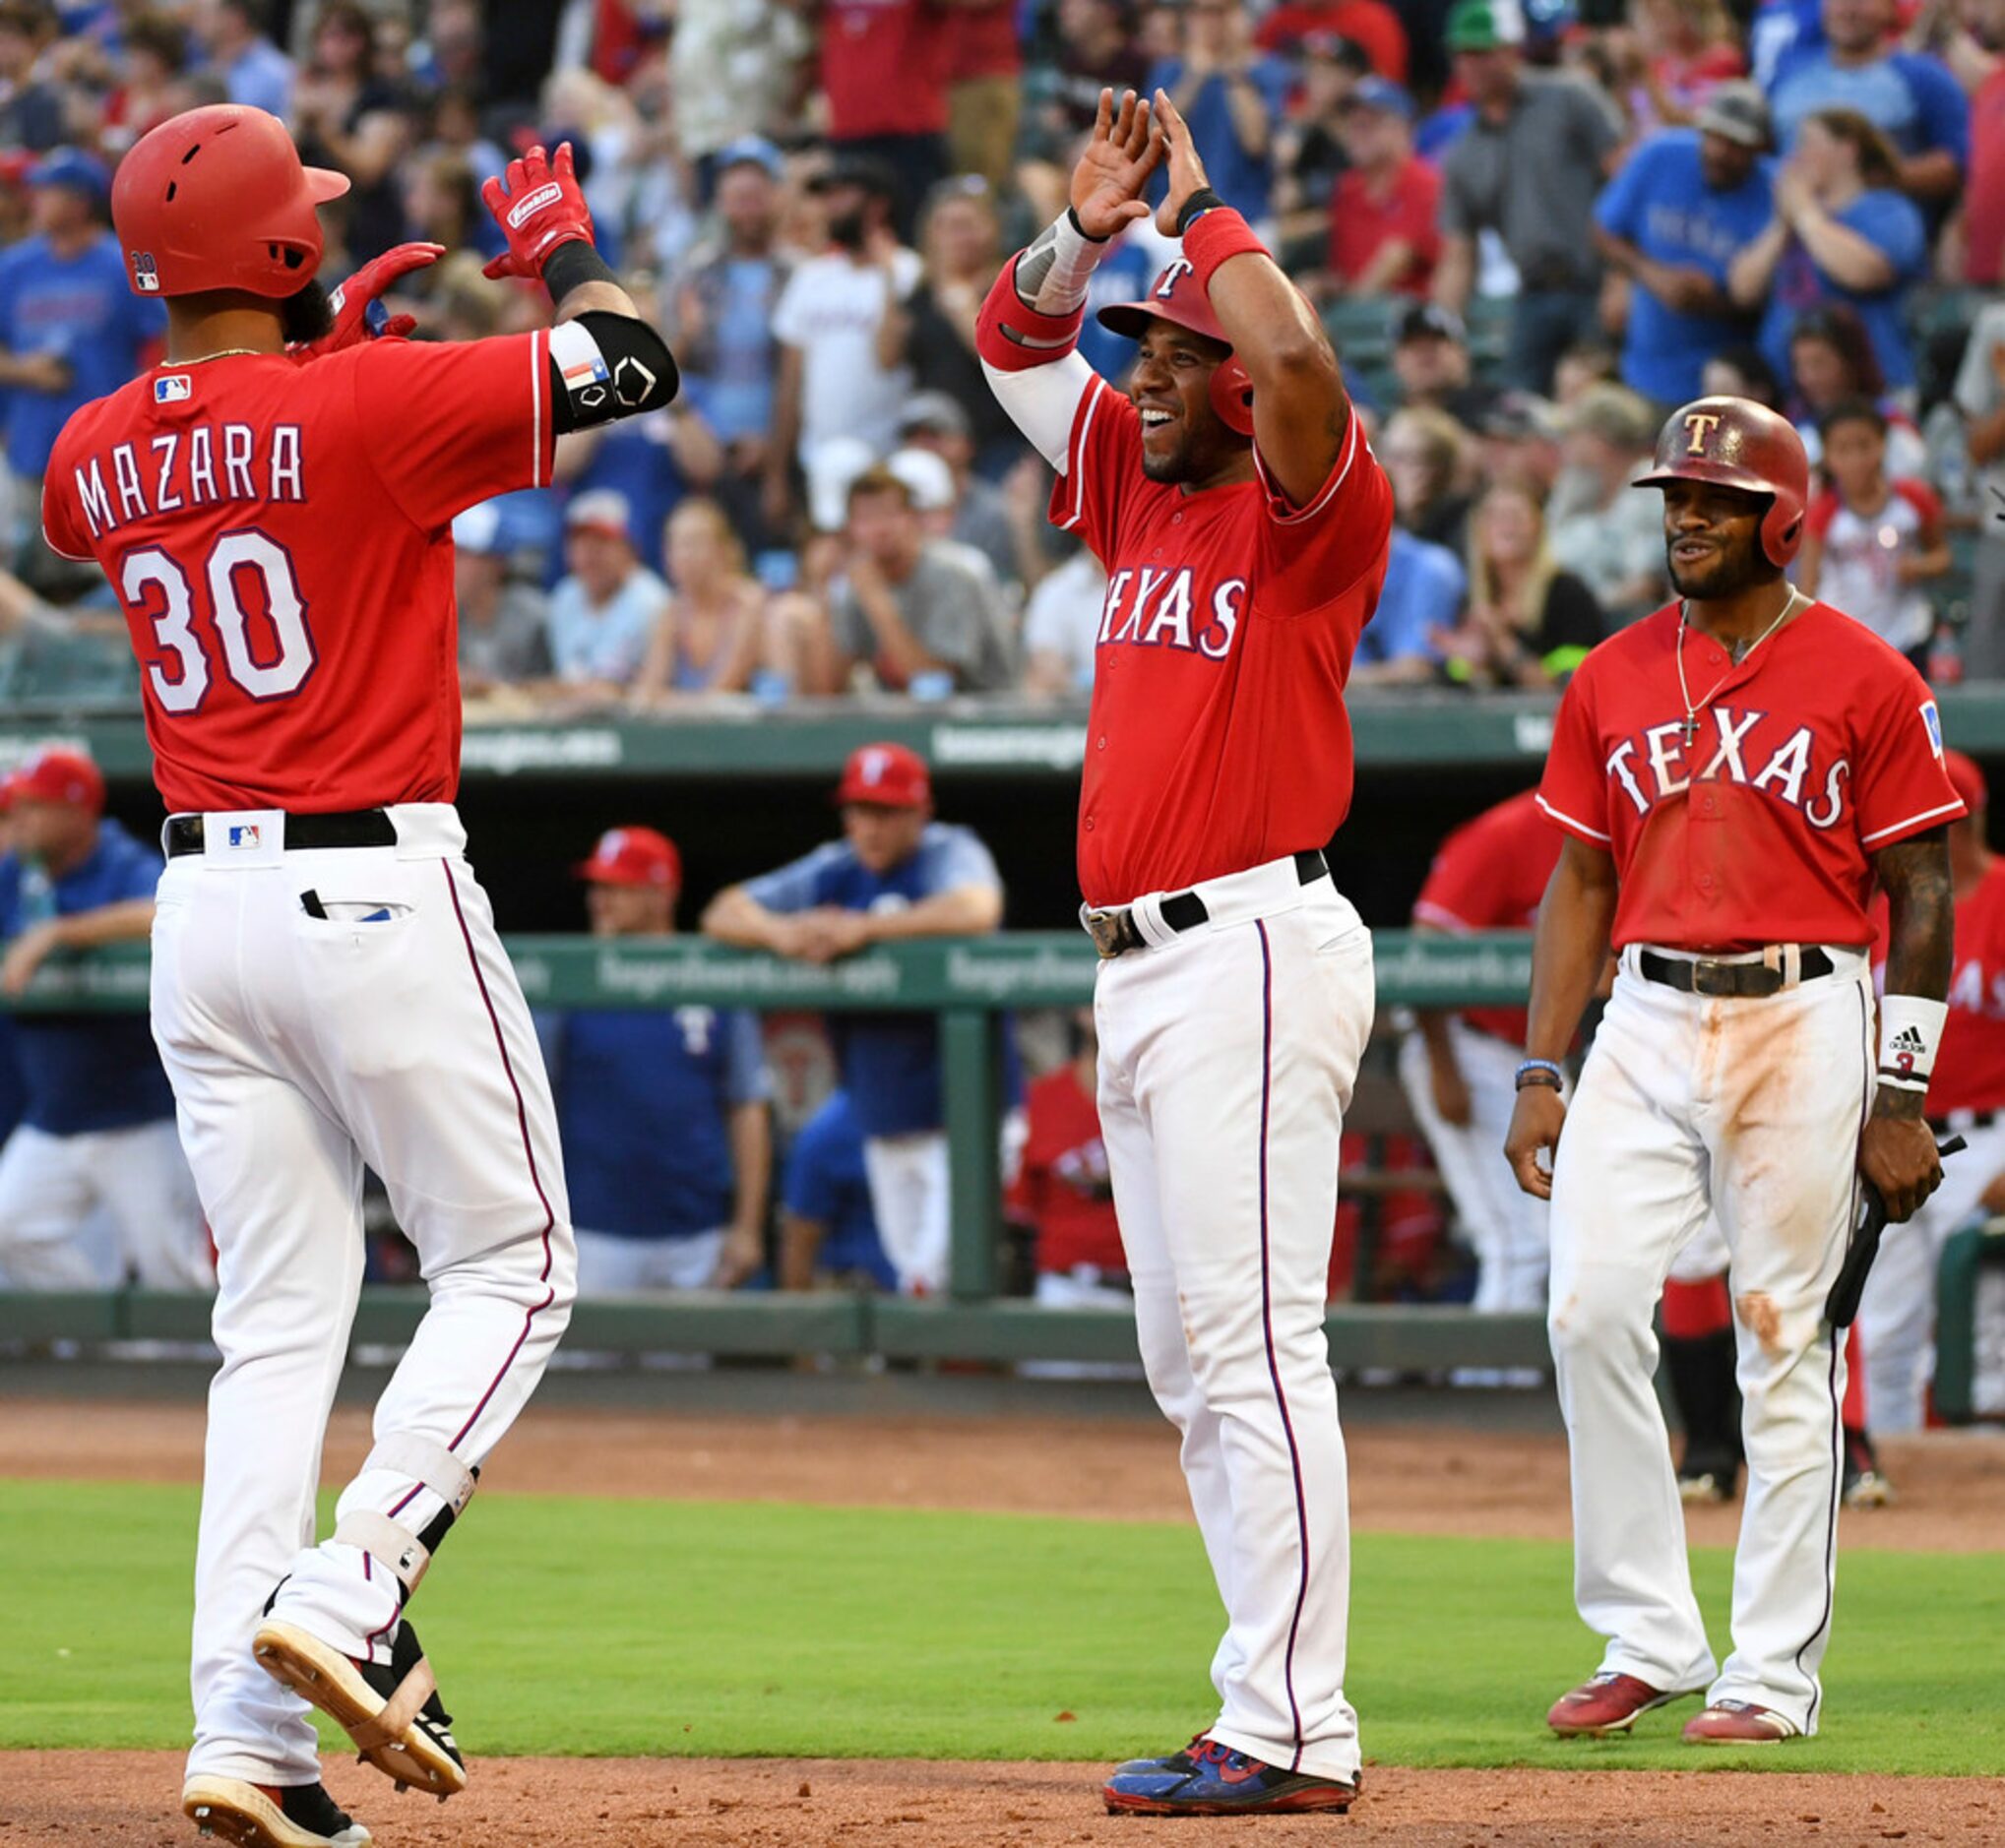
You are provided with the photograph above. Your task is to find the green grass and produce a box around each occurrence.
[4,1479,2001,1773]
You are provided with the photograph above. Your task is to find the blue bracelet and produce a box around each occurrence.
[1515,1059,1565,1089]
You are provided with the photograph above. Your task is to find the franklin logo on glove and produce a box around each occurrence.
[506,182,564,229]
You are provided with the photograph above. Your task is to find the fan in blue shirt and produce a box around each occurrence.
[703,743,1004,1294]
[552,826,773,1294]
[780,1090,898,1290]
[1595,112,1777,408]
[0,153,164,481]
[1350,526,1469,686]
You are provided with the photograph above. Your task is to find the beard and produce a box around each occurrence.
[1140,441,1192,485]
[1668,540,1776,602]
[281,277,335,345]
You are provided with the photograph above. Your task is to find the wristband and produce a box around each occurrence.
[1515,1059,1565,1092]
[1180,204,1268,287]
[542,237,616,304]
[1066,206,1109,245]
[1878,994,1947,1091]
[1173,187,1226,236]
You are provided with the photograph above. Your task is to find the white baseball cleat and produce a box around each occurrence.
[182,1776,371,1846]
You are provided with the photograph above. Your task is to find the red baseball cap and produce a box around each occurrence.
[8,746,104,813]
[1943,748,1988,817]
[836,742,931,809]
[575,826,681,890]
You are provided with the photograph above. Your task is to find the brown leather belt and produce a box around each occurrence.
[1085,850,1329,960]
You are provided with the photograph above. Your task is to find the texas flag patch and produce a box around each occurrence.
[155,374,190,404]
[561,350,608,392]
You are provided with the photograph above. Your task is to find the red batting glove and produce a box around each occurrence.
[292,241,444,359]
[480,142,595,281]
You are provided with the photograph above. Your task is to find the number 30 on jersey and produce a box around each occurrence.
[120,528,315,711]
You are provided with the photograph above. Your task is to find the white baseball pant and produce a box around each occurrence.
[0,1117,209,1288]
[1549,945,1871,1734]
[862,1131,949,1295]
[1398,1020,1550,1312]
[151,804,576,1788]
[1095,856,1374,1784]
[1856,1110,2005,1431]
[575,1226,726,1293]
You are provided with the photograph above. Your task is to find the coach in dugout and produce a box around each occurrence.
[0,745,207,1287]
[703,743,1004,1294]
[547,826,773,1294]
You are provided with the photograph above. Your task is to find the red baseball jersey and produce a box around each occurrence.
[1913,859,2005,1116]
[1052,374,1393,906]
[1538,602,1964,952]
[1412,788,1560,1043]
[42,332,554,814]
[1007,1063,1127,1274]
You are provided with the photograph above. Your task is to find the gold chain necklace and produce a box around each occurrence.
[163,348,267,366]
[1676,588,1805,747]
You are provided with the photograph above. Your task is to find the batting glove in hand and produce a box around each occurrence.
[292,241,444,359]
[480,143,595,280]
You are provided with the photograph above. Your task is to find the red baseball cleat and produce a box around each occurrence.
[1682,1700,1800,1744]
[1547,1671,1698,1736]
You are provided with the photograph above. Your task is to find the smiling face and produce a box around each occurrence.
[1660,478,1776,599]
[1130,319,1244,485]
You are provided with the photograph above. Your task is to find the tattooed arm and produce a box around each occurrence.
[1861,826,1953,1221]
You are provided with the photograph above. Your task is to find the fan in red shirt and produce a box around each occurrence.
[1322,79,1440,300]
[1400,789,1560,1315]
[1508,394,1958,1750]
[820,0,955,228]
[976,88,1389,1816]
[946,0,1023,191]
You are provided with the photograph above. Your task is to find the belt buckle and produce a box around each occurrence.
[1085,910,1128,959]
[1691,960,1737,998]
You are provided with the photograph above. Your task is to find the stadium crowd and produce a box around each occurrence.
[0,0,1996,703]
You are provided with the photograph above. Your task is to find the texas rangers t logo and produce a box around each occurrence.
[1684,411,1723,454]
[1155,257,1195,298]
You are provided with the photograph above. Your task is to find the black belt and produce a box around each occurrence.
[1086,850,1329,960]
[1638,947,1834,999]
[166,810,398,857]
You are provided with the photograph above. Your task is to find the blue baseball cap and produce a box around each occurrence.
[1347,77,1415,119]
[28,148,109,203]
[715,135,783,182]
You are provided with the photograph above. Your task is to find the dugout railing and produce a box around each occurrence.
[0,930,1563,1373]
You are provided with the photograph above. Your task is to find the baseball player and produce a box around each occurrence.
[0,745,208,1289]
[1858,748,2005,1432]
[976,90,1391,1815]
[42,107,677,1847]
[552,826,772,1294]
[702,742,1003,1296]
[1506,396,1959,1746]
[1400,789,1561,1322]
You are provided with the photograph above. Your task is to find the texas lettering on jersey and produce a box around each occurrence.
[1054,372,1393,905]
[1538,602,1963,953]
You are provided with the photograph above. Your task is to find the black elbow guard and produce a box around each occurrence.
[546,312,680,433]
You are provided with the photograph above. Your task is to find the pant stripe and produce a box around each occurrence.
[1795,980,1872,1728]
[1254,920,1310,1770]
[361,861,559,1654]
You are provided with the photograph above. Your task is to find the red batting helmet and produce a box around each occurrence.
[111,105,348,299]
[1633,395,1810,567]
[1096,259,1255,439]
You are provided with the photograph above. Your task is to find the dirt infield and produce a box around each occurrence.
[5,1392,2003,1845]
[6,1395,2004,1549]
[3,1749,1996,1847]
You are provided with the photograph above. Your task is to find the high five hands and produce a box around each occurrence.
[1071,88,1222,242]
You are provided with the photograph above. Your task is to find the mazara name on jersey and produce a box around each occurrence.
[1605,702,1861,831]
[1096,564,1247,660]
[69,419,305,541]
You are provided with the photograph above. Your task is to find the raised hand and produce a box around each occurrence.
[294,241,444,358]
[1153,90,1216,236]
[1070,88,1164,240]
[481,142,596,281]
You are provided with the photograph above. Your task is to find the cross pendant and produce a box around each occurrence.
[1681,714,1698,747]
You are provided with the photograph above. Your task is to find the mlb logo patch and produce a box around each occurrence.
[132,251,159,292]
[227,824,262,850]
[155,374,190,404]
[1921,700,1945,757]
